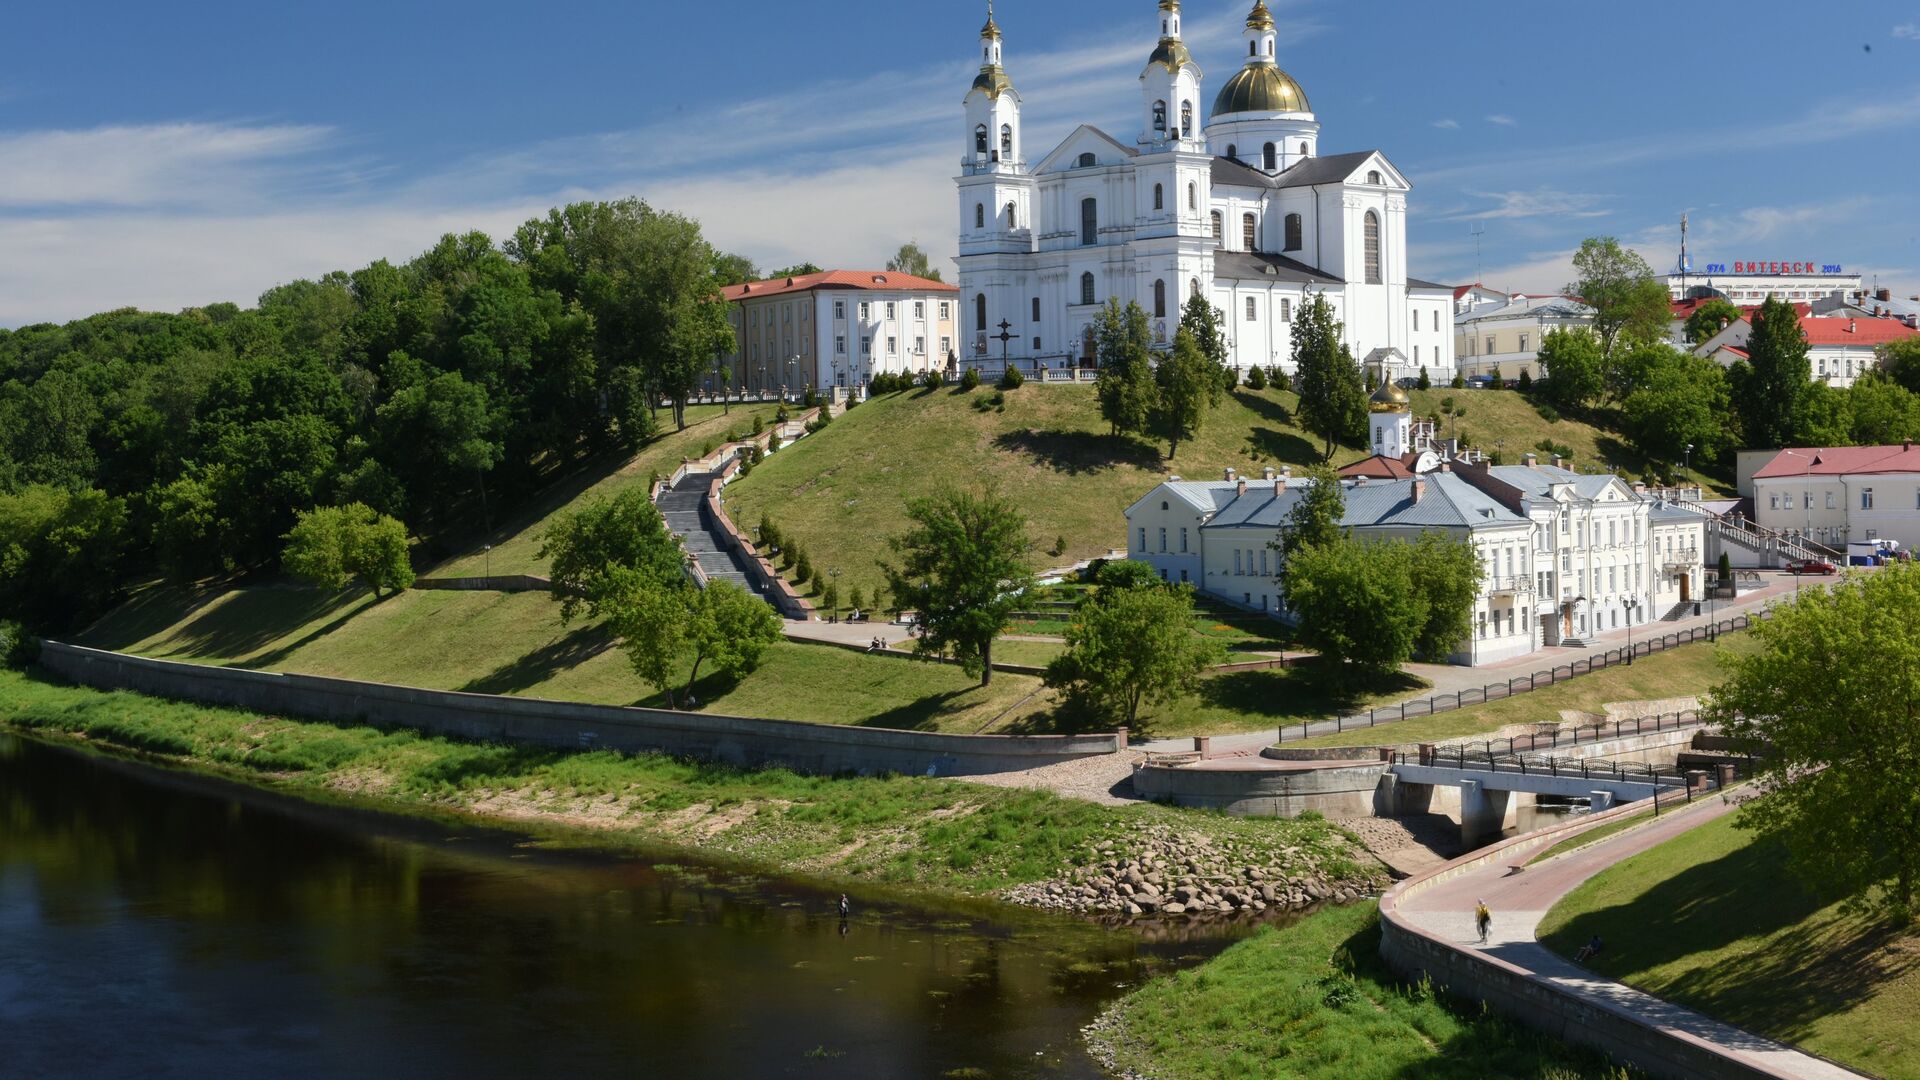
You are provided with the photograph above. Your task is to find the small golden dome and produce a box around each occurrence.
[1247,1,1275,31]
[1211,63,1310,118]
[972,67,1014,99]
[1369,380,1411,413]
[1147,37,1195,74]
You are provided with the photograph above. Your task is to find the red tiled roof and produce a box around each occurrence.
[1753,444,1920,479]
[1339,454,1418,480]
[722,270,958,302]
[1799,316,1919,347]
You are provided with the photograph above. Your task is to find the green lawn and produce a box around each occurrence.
[1096,901,1635,1079]
[1285,633,1753,749]
[432,402,783,579]
[1539,813,1919,1079]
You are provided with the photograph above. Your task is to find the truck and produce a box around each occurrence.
[1846,541,1883,568]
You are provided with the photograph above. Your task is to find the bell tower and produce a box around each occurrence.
[958,3,1036,370]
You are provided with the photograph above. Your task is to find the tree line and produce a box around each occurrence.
[0,199,756,632]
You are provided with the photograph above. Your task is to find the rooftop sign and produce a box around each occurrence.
[1702,262,1846,276]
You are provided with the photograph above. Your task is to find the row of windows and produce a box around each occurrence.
[1224,141,1307,171]
[744,304,811,328]
[1149,99,1195,137]
[973,124,1014,158]
[1768,488,1899,511]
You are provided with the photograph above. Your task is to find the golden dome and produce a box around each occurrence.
[1369,380,1411,413]
[1211,63,1310,118]
[1247,1,1275,30]
[972,67,1014,99]
[1147,37,1195,74]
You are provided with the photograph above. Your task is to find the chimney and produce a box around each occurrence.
[1849,319,1858,335]
[1281,466,1293,479]
[1353,476,1368,487]
[1263,467,1277,481]
[1236,479,1248,497]
[1633,481,1648,495]
[1412,478,1427,503]
[1552,454,1565,470]
[1224,468,1237,482]
[1879,288,1894,303]
[1523,451,1538,467]
[1274,479,1287,496]
[1440,461,1452,473]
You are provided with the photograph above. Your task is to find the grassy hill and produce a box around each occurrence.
[724,382,1664,599]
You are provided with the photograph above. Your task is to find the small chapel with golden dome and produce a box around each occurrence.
[956,1,1457,383]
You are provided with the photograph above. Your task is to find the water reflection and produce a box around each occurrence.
[0,733,1245,1078]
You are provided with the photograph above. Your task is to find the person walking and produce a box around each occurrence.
[837,894,851,921]
[1474,899,1492,945]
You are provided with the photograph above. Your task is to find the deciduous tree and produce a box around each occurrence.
[886,241,942,282]
[1282,537,1421,675]
[883,485,1035,686]
[1154,329,1222,460]
[1684,297,1741,345]
[1620,351,1733,466]
[538,489,685,624]
[682,580,783,699]
[281,503,415,597]
[1409,532,1481,662]
[1291,294,1366,460]
[1537,328,1606,410]
[1567,237,1669,361]
[1044,581,1225,730]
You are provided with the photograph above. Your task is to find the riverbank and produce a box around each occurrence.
[1088,901,1638,1080]
[0,669,1385,916]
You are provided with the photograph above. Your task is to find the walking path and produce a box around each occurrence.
[658,471,767,599]
[1391,796,1865,1079]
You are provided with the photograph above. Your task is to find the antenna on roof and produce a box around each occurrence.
[1469,222,1486,285]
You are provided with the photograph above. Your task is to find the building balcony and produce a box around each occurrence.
[1485,576,1535,597]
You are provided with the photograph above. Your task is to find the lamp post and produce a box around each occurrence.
[483,544,492,582]
[1622,596,1640,664]
[787,356,799,401]
[1682,443,1693,489]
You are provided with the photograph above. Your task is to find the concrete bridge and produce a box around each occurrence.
[1386,752,1690,845]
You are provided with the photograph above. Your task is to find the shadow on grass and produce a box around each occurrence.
[75,581,233,650]
[992,429,1160,475]
[1245,426,1324,466]
[146,586,371,663]
[459,623,620,697]
[1194,661,1428,723]
[1234,389,1297,428]
[1539,835,1917,1046]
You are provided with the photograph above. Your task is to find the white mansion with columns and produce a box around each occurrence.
[957,1,1457,380]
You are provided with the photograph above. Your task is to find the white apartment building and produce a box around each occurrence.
[1453,296,1593,381]
[1751,443,1920,551]
[718,271,960,392]
[1694,312,1920,389]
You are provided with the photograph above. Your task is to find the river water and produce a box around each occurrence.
[0,732,1253,1079]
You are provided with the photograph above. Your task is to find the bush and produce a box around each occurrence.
[1271,367,1292,392]
[972,390,1007,413]
[1417,366,1431,391]
[1049,535,1067,557]
[1222,365,1241,390]
[1517,368,1533,392]
[1450,372,1466,389]
[1535,402,1561,424]
[758,514,780,552]
[752,415,765,436]
[793,552,814,586]
[0,620,39,669]
[999,366,1026,390]
[1245,365,1268,391]
[768,430,783,452]
[920,369,943,391]
[1535,438,1573,460]
[775,404,791,423]
[802,387,819,408]
[960,367,982,391]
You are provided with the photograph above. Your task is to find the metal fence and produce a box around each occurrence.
[1417,711,1705,759]
[1276,613,1761,744]
[1421,745,1691,787]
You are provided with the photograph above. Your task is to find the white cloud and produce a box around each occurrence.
[1485,115,1518,127]
[1894,23,1920,40]
[1432,118,1461,130]
[0,123,344,210]
[1445,189,1610,222]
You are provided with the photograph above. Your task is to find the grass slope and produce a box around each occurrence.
[1095,901,1633,1079]
[0,669,1373,901]
[1539,812,1919,1078]
[724,384,1650,597]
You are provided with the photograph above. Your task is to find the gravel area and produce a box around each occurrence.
[954,750,1147,806]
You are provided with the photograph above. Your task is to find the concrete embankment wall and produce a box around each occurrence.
[37,643,1121,778]
[1377,802,1807,1079]
[1132,760,1389,818]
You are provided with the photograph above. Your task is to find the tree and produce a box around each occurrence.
[883,485,1035,686]
[1093,299,1156,438]
[1245,364,1268,391]
[1291,294,1366,459]
[538,489,685,624]
[1408,532,1481,662]
[600,567,693,706]
[1684,297,1741,345]
[1792,381,1853,447]
[1274,464,1346,569]
[1876,338,1920,396]
[0,486,129,632]
[1417,366,1432,391]
[1154,330,1221,459]
[1731,297,1810,449]
[661,292,739,430]
[1536,328,1606,410]
[682,581,782,699]
[1705,564,1920,920]
[765,262,825,279]
[1178,290,1230,385]
[1282,537,1421,675]
[281,503,415,597]
[1848,378,1920,445]
[886,241,942,283]
[1567,237,1669,361]
[711,251,760,286]
[1044,582,1225,730]
[1620,351,1733,466]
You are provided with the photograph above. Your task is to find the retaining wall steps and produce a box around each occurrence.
[660,474,766,599]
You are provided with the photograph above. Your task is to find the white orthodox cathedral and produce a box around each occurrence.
[957,1,1457,381]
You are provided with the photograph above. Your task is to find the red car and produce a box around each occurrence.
[1786,559,1837,576]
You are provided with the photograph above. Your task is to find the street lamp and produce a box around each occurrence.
[1682,443,1693,486]
[787,356,799,401]
[483,544,492,582]
[1622,596,1640,664]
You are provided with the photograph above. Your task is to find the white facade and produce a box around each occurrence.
[956,3,1455,381]
[720,272,959,392]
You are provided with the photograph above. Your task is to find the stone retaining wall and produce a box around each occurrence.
[39,643,1123,778]
[412,575,554,593]
[1131,760,1388,818]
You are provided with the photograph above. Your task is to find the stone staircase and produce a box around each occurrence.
[657,473,767,601]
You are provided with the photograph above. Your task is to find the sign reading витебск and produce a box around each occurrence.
[1703,261,1846,275]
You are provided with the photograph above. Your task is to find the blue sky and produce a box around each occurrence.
[3,0,1918,326]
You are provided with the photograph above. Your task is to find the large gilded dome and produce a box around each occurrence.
[1211,63,1310,119]
[1369,380,1411,413]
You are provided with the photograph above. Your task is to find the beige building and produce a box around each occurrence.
[1453,296,1593,381]
[718,270,959,393]
[1751,444,1920,551]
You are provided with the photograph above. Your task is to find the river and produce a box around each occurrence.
[0,732,1259,1078]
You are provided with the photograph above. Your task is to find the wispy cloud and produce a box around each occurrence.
[1431,118,1460,130]
[0,123,347,211]
[1485,115,1518,127]
[1895,23,1920,40]
[1444,189,1610,222]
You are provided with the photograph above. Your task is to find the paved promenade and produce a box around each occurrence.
[1396,797,1865,1079]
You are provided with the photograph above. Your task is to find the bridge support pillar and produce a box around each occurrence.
[1459,779,1513,847]
[1589,790,1616,812]
[1374,774,1434,816]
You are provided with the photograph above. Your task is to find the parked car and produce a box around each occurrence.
[1465,375,1497,389]
[1394,377,1421,389]
[1786,559,1838,576]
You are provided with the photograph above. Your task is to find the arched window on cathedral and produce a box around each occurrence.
[974,125,988,155]
[1364,211,1382,284]
[1190,277,1201,298]
[1180,100,1194,135]
[1080,272,1097,306]
[1031,297,1041,323]
[1080,198,1098,246]
[975,293,988,333]
[1082,326,1097,363]
[975,203,985,229]
[1298,141,1309,158]
[1153,279,1167,319]
[1248,40,1256,57]
[1152,100,1167,133]
[1284,212,1303,252]
[1263,143,1278,171]
[1368,171,1383,185]
[1078,152,1097,168]
[1006,202,1018,229]
[1243,213,1258,253]
[1001,125,1013,157]
[1153,184,1164,211]
[1187,182,1197,211]
[1211,211,1224,248]
[1225,144,1237,160]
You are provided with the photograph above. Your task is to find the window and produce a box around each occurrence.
[885,302,896,320]
[939,302,950,320]
[1863,488,1875,510]
[859,302,871,321]
[974,203,984,229]
[1243,213,1258,252]
[1245,297,1257,322]
[914,301,924,319]
[1281,299,1292,322]
[1364,211,1382,284]
[835,336,846,355]
[1154,280,1167,319]
[1804,492,1813,510]
[885,336,897,354]
[1138,528,1147,552]
[1031,297,1041,322]
[1284,213,1302,252]
[975,293,987,333]
[1367,171,1383,185]
[1152,100,1167,133]
[1826,491,1836,509]
[1225,143,1238,160]
[1032,336,1041,350]
[1077,152,1097,168]
[1187,182,1197,210]
[1080,272,1096,306]
[1000,124,1013,157]
[1005,202,1018,228]
[1180,528,1189,553]
[1211,211,1224,247]
[1487,337,1496,355]
[861,336,871,355]
[1180,100,1193,134]
[940,335,951,356]
[1263,142,1277,171]
[914,336,924,354]
[1080,198,1098,245]
[1519,334,1529,353]
[1158,528,1167,553]
[1153,184,1164,211]
[974,125,988,154]
[1235,550,1242,575]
